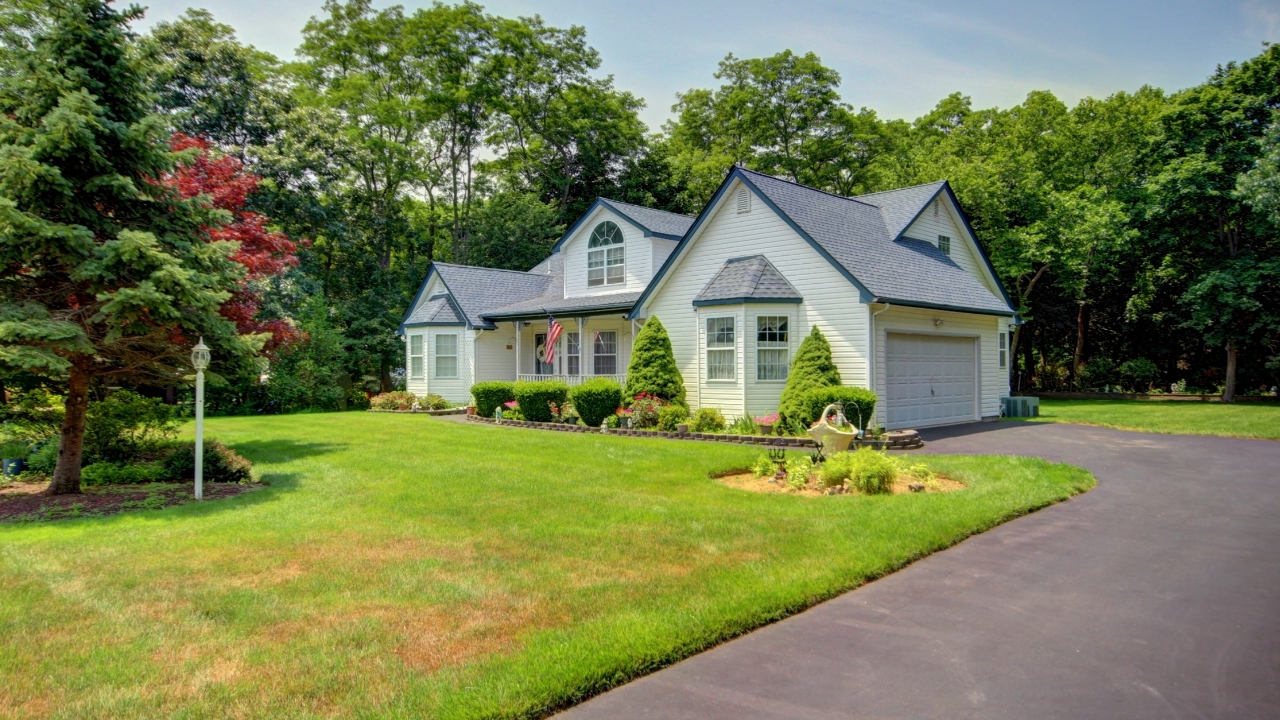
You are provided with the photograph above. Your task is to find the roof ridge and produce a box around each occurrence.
[737,167,881,210]
[433,261,548,277]
[599,197,696,219]
[852,180,948,200]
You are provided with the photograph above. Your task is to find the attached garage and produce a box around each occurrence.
[885,333,977,429]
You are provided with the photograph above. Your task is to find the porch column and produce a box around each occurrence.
[515,321,521,381]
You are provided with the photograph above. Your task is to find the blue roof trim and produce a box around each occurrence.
[550,198,679,253]
[692,297,803,307]
[876,297,1017,317]
[893,182,1017,313]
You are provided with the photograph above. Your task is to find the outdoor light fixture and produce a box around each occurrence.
[191,338,210,500]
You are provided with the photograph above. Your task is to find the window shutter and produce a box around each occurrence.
[736,187,751,214]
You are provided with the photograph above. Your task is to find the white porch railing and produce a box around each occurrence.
[517,374,626,386]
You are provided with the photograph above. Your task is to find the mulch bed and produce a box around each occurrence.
[0,480,263,523]
[715,471,965,497]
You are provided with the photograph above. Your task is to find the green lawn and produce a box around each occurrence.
[1025,398,1280,440]
[0,414,1092,719]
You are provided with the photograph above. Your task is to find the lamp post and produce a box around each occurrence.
[191,338,210,500]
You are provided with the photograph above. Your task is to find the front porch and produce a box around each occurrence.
[508,315,636,388]
[517,373,627,386]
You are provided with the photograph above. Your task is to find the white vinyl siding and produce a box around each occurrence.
[640,179,870,418]
[408,334,424,380]
[474,325,516,384]
[407,327,473,404]
[706,316,735,380]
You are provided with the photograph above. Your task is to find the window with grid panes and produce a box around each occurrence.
[756,316,789,380]
[706,317,735,380]
[593,331,617,374]
[433,333,458,378]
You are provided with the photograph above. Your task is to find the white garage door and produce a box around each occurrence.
[886,333,977,429]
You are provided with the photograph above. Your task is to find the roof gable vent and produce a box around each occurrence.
[736,187,751,214]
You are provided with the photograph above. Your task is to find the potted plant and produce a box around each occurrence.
[1,440,29,478]
[755,412,779,435]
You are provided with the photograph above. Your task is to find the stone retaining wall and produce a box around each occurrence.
[466,414,818,448]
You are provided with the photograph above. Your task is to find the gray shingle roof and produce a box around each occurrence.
[739,169,1013,315]
[694,255,802,305]
[602,199,696,238]
[431,262,554,329]
[403,294,465,325]
[483,290,643,318]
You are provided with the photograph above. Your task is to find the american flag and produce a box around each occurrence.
[545,314,563,364]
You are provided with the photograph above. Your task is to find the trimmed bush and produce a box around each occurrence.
[778,326,841,427]
[472,381,516,418]
[801,386,878,430]
[690,407,726,433]
[569,378,623,427]
[370,391,416,410]
[162,441,253,484]
[657,404,689,432]
[513,381,570,423]
[625,316,687,406]
[421,393,451,410]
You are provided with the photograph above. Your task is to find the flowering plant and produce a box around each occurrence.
[754,413,779,426]
[504,400,518,409]
[627,393,667,429]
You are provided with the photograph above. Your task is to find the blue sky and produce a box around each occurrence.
[134,0,1280,131]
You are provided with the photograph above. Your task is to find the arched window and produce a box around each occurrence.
[587,221,624,286]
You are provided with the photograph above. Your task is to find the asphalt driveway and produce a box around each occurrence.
[559,421,1280,719]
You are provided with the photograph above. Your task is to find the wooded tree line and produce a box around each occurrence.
[5,0,1280,417]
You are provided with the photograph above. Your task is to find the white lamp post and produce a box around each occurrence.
[191,338,210,500]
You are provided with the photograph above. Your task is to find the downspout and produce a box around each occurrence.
[869,302,891,427]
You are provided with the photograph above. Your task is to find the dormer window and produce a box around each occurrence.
[587,221,624,286]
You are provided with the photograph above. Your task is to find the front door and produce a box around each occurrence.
[534,333,554,375]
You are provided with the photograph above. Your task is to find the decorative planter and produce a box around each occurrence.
[759,424,774,436]
[466,405,477,416]
[2,458,25,477]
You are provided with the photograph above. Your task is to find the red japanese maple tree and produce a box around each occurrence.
[164,134,305,354]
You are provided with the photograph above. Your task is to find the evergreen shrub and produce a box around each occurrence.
[801,386,878,429]
[624,316,686,406]
[472,381,516,418]
[569,379,623,427]
[778,326,841,426]
[162,441,253,484]
[513,380,569,422]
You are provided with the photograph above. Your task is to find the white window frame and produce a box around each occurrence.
[593,331,617,375]
[755,315,789,382]
[587,221,625,287]
[433,332,459,379]
[999,331,1007,369]
[566,332,580,376]
[706,316,736,381]
[409,334,424,380]
[938,234,951,256]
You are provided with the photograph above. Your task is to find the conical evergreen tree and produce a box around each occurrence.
[778,325,841,426]
[0,0,254,494]
[624,316,686,406]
